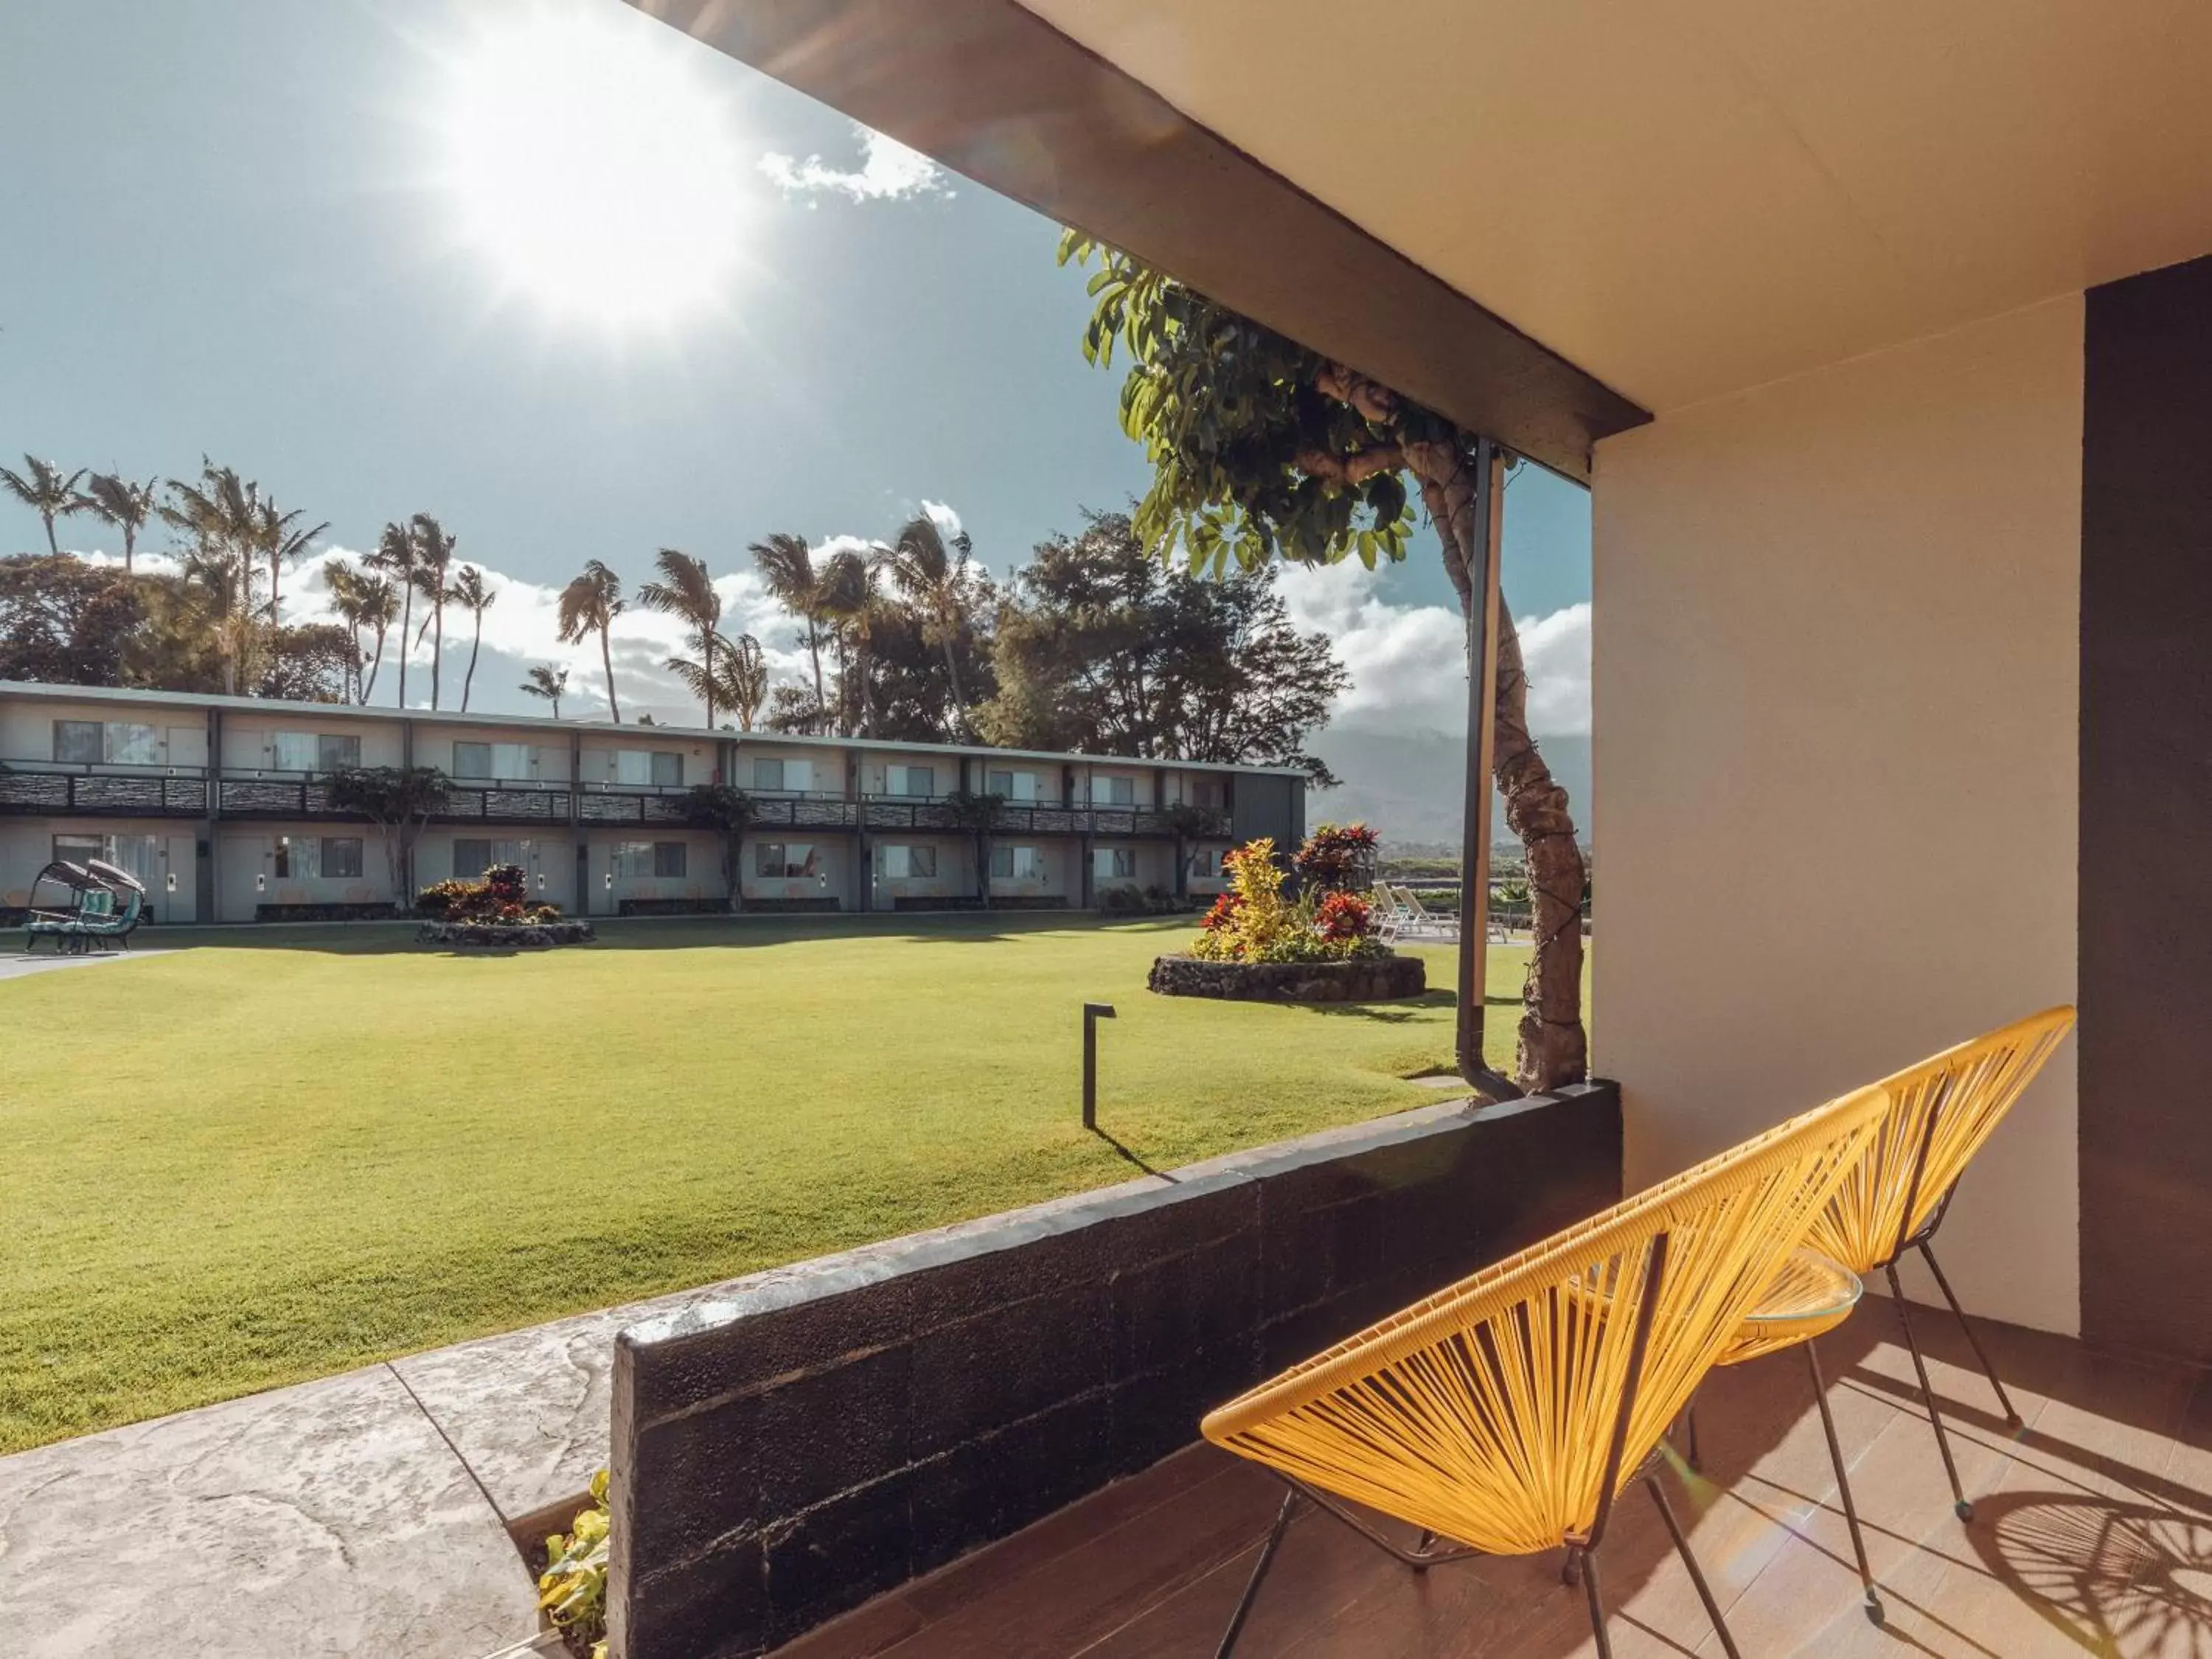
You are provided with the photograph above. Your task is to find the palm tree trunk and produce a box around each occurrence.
[431,605,445,710]
[1405,439,1588,1095]
[599,625,620,723]
[704,632,717,731]
[940,636,967,740]
[270,554,282,626]
[462,616,483,712]
[122,526,135,574]
[41,512,58,557]
[364,625,387,705]
[807,622,827,734]
[397,584,413,709]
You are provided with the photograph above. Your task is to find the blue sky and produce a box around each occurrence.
[0,0,1589,746]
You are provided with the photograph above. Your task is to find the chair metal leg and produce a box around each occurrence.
[1217,1488,1298,1658]
[1685,1394,1703,1472]
[1888,1262,1974,1521]
[1804,1340,1883,1624]
[1917,1241,2022,1427]
[1577,1546,1614,1659]
[1645,1475,1742,1659]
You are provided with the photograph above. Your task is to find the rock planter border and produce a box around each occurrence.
[417,919,596,949]
[1147,952,1425,1003]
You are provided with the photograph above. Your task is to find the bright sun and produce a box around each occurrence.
[434,4,751,328]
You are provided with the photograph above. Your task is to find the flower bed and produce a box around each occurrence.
[414,863,587,948]
[1147,953,1425,1002]
[417,918,595,949]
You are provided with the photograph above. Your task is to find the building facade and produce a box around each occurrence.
[0,683,1304,924]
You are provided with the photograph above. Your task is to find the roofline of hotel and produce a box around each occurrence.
[0,681,1313,779]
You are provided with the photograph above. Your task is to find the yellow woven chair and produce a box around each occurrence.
[1691,1005,2076,1627]
[1200,1083,1889,1659]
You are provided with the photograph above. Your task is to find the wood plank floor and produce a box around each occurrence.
[772,1298,2212,1658]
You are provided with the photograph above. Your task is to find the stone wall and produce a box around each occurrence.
[608,1085,1621,1658]
[1146,952,1426,1003]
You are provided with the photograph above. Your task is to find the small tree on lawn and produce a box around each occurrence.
[678,783,754,913]
[1062,234,1587,1094]
[327,766,450,902]
[945,788,1006,908]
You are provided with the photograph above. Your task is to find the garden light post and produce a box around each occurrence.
[1082,1001,1116,1130]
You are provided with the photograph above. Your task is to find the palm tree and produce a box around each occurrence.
[751,532,830,731]
[1,456,88,556]
[251,497,328,625]
[638,547,726,728]
[557,560,625,723]
[409,513,457,710]
[717,633,770,731]
[365,521,418,706]
[885,513,984,738]
[522,664,570,718]
[451,564,497,712]
[161,463,265,695]
[355,573,398,705]
[324,563,374,701]
[81,473,159,572]
[819,545,890,737]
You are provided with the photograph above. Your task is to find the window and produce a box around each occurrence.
[653,842,688,879]
[274,835,317,879]
[54,721,102,764]
[751,757,813,793]
[1188,846,1221,877]
[271,731,358,773]
[54,720,160,765]
[754,842,819,879]
[52,833,105,867]
[321,838,364,880]
[614,750,683,787]
[880,844,936,879]
[1093,846,1136,880]
[987,768,1040,802]
[1091,774,1135,806]
[453,741,534,781]
[990,845,1045,880]
[1189,777,1224,810]
[887,764,935,798]
[611,841,654,878]
[451,838,524,878]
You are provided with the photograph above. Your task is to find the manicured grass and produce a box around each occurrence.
[0,916,1533,1454]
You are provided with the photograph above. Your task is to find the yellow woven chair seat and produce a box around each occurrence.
[1201,1085,1888,1559]
[1716,1248,1862,1366]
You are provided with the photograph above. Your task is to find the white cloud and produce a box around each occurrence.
[759,123,953,204]
[1273,560,1590,739]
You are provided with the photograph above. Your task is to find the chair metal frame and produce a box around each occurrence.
[1203,1085,1888,1658]
[1689,1006,2074,1626]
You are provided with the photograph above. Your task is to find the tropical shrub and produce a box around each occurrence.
[538,1469,610,1659]
[1189,838,1381,963]
[1292,821,1379,894]
[414,863,562,925]
[1099,882,1186,916]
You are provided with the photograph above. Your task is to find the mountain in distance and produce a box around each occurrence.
[1306,720,1593,849]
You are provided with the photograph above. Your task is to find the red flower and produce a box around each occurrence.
[1315,890,1371,942]
[1200,892,1243,932]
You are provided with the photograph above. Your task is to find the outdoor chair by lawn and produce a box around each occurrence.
[1200,1081,1889,1659]
[21,857,145,954]
[1697,1004,2078,1625]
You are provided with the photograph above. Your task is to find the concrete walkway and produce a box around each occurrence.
[0,1279,708,1658]
[0,949,164,983]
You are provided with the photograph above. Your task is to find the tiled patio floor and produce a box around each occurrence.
[773,1297,2212,1658]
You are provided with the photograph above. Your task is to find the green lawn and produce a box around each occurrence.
[0,916,1531,1454]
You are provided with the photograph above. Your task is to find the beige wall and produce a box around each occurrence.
[1,823,196,920]
[221,713,400,773]
[1592,296,2084,1335]
[0,700,209,768]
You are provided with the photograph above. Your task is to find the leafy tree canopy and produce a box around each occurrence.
[975,509,1348,783]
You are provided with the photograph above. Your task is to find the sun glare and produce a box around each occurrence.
[434,4,751,328]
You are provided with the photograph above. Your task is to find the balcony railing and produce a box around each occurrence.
[0,762,211,816]
[2,766,1234,838]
